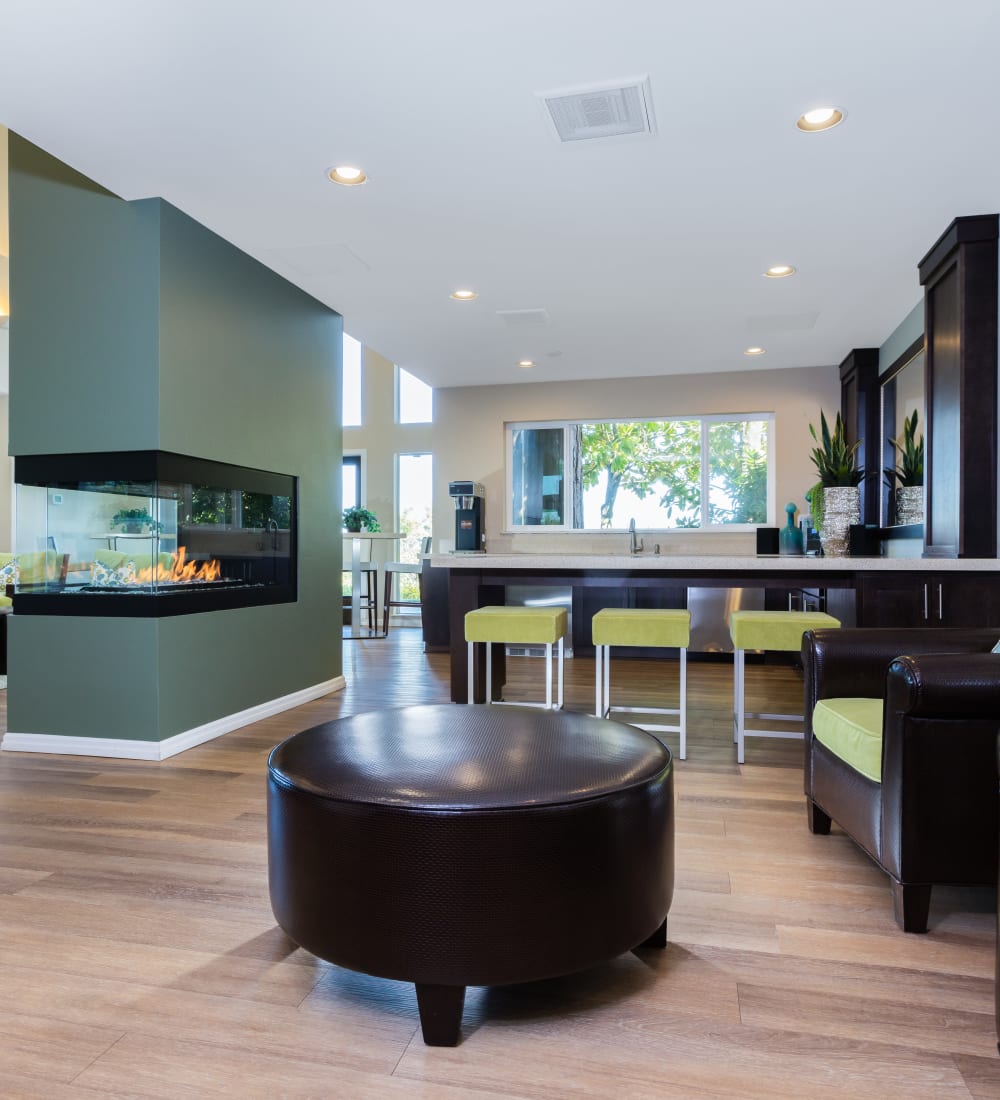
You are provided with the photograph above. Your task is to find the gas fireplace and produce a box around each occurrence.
[14,451,297,617]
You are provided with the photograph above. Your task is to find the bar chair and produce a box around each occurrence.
[465,605,568,709]
[382,537,432,634]
[730,608,840,763]
[342,536,377,633]
[592,608,691,759]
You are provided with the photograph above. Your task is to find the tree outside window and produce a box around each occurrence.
[508,415,771,530]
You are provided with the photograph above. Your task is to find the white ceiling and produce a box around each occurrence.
[2,1,999,389]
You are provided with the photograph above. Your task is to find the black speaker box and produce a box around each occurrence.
[756,527,780,555]
[849,524,881,557]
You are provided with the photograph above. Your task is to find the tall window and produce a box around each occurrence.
[342,333,362,427]
[342,455,361,512]
[395,452,433,604]
[506,415,773,531]
[397,367,433,424]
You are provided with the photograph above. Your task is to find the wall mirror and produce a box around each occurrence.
[880,339,925,527]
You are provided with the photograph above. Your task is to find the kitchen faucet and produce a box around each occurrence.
[266,518,279,550]
[629,518,643,555]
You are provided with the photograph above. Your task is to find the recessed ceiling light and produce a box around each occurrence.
[450,289,478,301]
[743,346,766,357]
[795,106,845,132]
[517,360,534,368]
[763,264,796,278]
[327,165,368,186]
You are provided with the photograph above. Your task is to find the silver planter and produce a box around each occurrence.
[820,486,860,558]
[895,485,923,526]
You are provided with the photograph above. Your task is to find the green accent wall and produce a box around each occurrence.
[7,134,343,743]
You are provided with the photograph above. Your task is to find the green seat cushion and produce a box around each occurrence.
[730,610,840,652]
[0,595,12,608]
[465,605,568,645]
[592,608,690,648]
[812,698,884,783]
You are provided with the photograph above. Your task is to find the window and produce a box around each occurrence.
[342,333,362,427]
[394,452,433,605]
[397,367,433,424]
[506,415,773,531]
[342,455,361,512]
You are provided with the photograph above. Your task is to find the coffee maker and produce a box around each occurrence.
[449,481,485,553]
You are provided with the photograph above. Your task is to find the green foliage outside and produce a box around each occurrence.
[579,419,767,528]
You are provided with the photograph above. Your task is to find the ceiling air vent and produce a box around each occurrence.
[538,77,655,142]
[496,308,550,326]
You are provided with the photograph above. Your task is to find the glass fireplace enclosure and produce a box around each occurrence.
[14,451,297,616]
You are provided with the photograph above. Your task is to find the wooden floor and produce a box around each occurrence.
[1,629,998,1098]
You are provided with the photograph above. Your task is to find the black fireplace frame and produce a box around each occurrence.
[14,450,298,618]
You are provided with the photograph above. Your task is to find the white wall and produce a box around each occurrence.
[433,364,841,555]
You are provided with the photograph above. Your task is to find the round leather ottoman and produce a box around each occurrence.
[267,704,674,1045]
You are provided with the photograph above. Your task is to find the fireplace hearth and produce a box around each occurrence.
[14,451,297,617]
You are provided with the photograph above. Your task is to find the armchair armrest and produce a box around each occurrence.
[885,652,1000,720]
[880,651,1000,886]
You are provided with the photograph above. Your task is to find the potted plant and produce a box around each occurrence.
[343,506,381,533]
[806,410,864,557]
[110,507,163,535]
[883,409,924,525]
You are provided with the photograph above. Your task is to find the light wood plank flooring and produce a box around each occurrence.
[0,629,997,1098]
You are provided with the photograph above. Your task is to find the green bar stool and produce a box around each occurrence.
[592,608,691,759]
[465,605,569,709]
[729,609,840,764]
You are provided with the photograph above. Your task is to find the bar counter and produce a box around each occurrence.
[430,552,1000,702]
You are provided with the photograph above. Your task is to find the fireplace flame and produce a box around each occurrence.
[132,547,222,585]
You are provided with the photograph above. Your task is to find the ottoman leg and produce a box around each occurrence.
[415,983,467,1046]
[634,917,667,951]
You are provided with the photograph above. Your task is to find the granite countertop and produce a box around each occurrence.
[430,552,999,572]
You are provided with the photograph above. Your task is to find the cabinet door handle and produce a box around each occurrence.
[923,583,928,620]
[938,583,943,621]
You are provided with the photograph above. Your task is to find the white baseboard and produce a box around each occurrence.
[1,675,347,760]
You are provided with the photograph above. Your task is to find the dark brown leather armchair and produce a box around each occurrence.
[802,627,1000,933]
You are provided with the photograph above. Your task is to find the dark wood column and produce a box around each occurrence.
[918,214,998,558]
[839,348,880,525]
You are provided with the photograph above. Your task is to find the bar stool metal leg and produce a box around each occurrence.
[679,647,687,761]
[595,643,603,717]
[545,642,552,710]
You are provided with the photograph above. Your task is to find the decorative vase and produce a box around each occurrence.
[779,502,804,556]
[895,485,923,526]
[819,486,860,558]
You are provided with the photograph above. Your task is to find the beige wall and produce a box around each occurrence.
[342,345,434,564]
[433,364,841,555]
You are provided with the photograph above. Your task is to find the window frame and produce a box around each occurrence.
[504,413,775,533]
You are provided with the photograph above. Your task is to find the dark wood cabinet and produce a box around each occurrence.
[918,214,999,558]
[858,572,1000,627]
[839,348,880,526]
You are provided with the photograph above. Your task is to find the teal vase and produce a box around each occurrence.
[779,502,804,556]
